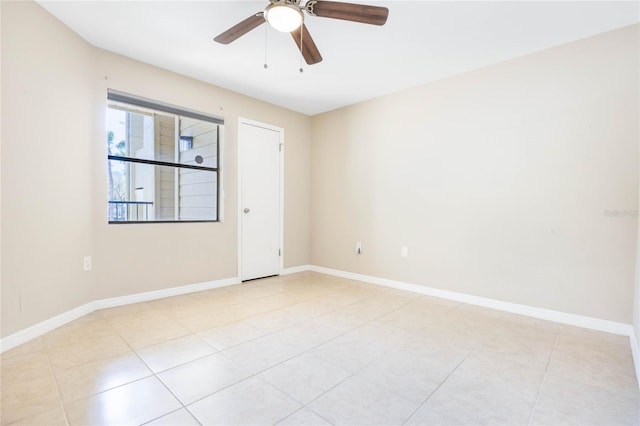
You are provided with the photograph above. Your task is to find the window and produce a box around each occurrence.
[106,90,223,223]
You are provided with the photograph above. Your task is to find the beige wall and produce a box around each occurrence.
[311,25,639,324]
[1,1,96,337]
[1,1,311,337]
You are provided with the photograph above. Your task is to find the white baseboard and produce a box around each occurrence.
[95,277,241,309]
[310,265,634,336]
[281,265,312,275]
[0,302,96,353]
[0,276,240,353]
[0,264,635,362]
[317,263,638,394]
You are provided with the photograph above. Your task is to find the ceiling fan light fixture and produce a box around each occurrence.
[265,3,303,33]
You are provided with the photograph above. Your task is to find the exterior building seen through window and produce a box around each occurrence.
[106,90,223,223]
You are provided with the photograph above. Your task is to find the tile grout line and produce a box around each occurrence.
[283,298,428,423]
[118,329,193,419]
[4,277,450,424]
[177,279,376,344]
[139,406,203,426]
[183,274,376,422]
[180,291,418,423]
[7,275,507,425]
[272,406,335,426]
[40,339,72,426]
[401,324,500,425]
[159,287,388,411]
[50,317,143,417]
[182,302,384,409]
[7,272,637,425]
[52,325,173,412]
[193,284,431,364]
[291,294,420,375]
[9,273,631,426]
[47,281,439,424]
[526,333,560,426]
[44,319,141,424]
[214,282,412,355]
[75,316,192,424]
[1,287,398,426]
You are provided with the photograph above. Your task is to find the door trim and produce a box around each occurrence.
[237,117,284,281]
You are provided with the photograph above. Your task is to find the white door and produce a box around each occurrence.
[239,120,282,281]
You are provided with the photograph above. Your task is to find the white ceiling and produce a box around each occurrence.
[38,1,639,116]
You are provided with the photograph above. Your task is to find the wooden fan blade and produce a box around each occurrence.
[214,13,265,44]
[311,1,388,26]
[291,24,323,65]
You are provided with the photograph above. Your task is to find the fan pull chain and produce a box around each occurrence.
[299,25,304,73]
[264,23,269,69]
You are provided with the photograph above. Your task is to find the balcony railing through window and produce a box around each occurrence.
[108,200,154,222]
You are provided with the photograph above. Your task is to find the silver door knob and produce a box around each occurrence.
[244,208,250,214]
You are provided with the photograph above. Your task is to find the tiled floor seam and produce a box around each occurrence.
[526,333,560,426]
[10,280,443,425]
[269,301,427,421]
[49,312,127,372]
[180,370,268,409]
[11,274,634,425]
[239,371,336,425]
[166,334,332,410]
[86,284,394,419]
[285,297,419,375]
[137,335,220,373]
[401,325,500,425]
[144,288,300,333]
[139,407,202,426]
[48,338,180,420]
[272,407,314,425]
[185,283,378,341]
[372,300,460,334]
[136,354,189,413]
[277,406,336,426]
[178,299,418,421]
[47,348,155,426]
[105,325,191,420]
[204,287,410,354]
[41,345,71,426]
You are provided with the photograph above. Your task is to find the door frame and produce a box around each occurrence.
[237,117,284,281]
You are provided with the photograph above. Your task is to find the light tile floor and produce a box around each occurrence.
[1,272,638,425]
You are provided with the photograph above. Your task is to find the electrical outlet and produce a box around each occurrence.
[401,246,409,258]
[83,256,92,271]
[355,242,362,255]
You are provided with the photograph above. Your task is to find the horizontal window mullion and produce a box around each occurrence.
[108,155,218,172]
[108,220,217,224]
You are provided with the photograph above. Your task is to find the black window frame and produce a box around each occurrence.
[106,89,223,224]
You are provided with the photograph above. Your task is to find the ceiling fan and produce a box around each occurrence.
[214,0,389,65]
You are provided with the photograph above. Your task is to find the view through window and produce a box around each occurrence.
[106,91,222,223]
